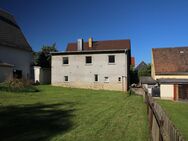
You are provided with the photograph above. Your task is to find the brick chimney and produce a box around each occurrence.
[88,37,93,48]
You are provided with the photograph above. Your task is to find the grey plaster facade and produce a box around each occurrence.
[51,50,130,91]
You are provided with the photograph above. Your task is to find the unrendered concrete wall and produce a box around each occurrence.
[52,53,128,91]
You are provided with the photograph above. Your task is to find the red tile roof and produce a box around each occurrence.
[131,57,135,66]
[66,39,131,51]
[152,47,188,74]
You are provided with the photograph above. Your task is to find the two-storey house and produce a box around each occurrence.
[51,38,131,91]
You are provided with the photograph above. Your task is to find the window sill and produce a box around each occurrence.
[62,64,69,66]
[108,63,116,65]
[85,63,92,66]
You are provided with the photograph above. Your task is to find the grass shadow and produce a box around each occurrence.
[0,102,76,141]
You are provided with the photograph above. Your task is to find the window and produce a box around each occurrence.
[108,55,115,63]
[85,56,92,64]
[118,77,121,82]
[64,76,68,82]
[94,74,98,82]
[63,57,69,64]
[13,70,22,79]
[104,77,109,83]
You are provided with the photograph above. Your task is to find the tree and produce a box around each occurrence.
[138,63,151,77]
[33,43,58,68]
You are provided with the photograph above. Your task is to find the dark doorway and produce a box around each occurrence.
[13,70,22,79]
[179,84,188,99]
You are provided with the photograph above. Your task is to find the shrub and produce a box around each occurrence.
[0,79,39,93]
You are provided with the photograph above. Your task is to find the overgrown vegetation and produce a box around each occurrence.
[0,85,149,141]
[0,79,39,92]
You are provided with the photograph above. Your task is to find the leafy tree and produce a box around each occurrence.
[138,63,151,77]
[33,43,58,68]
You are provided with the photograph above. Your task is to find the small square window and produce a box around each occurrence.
[86,56,92,64]
[108,55,115,63]
[64,76,68,82]
[63,57,69,64]
[94,74,98,82]
[118,77,121,82]
[104,77,109,83]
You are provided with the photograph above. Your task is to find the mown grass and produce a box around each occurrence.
[157,100,188,140]
[0,85,149,141]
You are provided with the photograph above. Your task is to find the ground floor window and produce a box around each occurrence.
[13,70,22,79]
[104,77,109,82]
[94,74,98,82]
[118,77,121,82]
[64,76,68,82]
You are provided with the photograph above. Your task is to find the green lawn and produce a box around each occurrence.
[157,100,188,140]
[0,85,149,141]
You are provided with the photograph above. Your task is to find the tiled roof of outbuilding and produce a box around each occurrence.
[152,47,188,74]
[0,9,32,52]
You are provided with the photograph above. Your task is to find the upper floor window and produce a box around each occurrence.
[85,56,92,64]
[63,57,69,64]
[108,55,115,63]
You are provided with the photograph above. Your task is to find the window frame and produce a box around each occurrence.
[62,57,69,65]
[85,56,92,64]
[64,76,69,82]
[94,74,98,82]
[108,55,115,64]
[118,77,121,82]
[104,76,109,83]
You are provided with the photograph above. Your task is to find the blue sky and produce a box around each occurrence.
[1,0,188,65]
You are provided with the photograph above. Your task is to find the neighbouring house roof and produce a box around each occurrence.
[135,61,147,71]
[140,76,156,85]
[66,39,131,51]
[152,47,188,75]
[0,9,32,52]
[157,78,188,84]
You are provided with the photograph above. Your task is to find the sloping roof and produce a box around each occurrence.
[66,39,131,51]
[135,61,147,71]
[0,9,32,52]
[0,60,14,67]
[140,76,156,85]
[152,47,188,74]
[158,78,188,84]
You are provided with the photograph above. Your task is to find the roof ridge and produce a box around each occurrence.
[153,46,188,50]
[68,39,130,44]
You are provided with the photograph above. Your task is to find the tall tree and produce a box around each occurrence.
[138,63,151,77]
[33,43,58,68]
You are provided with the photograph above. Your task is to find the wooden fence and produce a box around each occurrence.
[144,91,185,141]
